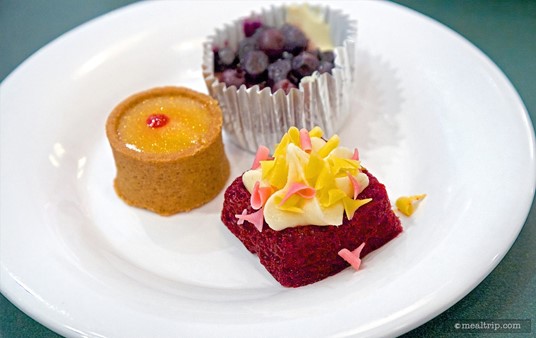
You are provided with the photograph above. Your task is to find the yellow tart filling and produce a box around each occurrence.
[116,95,213,154]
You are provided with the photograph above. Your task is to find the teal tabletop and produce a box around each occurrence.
[1,1,534,337]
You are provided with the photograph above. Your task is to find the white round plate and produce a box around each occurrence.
[1,1,535,337]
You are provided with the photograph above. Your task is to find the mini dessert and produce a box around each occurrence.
[221,127,402,287]
[106,86,230,215]
[203,4,356,153]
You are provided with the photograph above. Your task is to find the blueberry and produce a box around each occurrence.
[281,24,308,55]
[281,51,294,60]
[319,50,335,63]
[287,70,300,85]
[243,50,269,77]
[257,27,285,59]
[267,59,291,83]
[221,68,245,88]
[238,37,258,64]
[243,18,263,38]
[318,61,334,74]
[291,51,319,78]
[218,47,236,67]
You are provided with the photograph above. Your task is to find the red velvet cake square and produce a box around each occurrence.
[220,127,402,287]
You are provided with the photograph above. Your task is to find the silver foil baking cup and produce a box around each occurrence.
[202,4,356,153]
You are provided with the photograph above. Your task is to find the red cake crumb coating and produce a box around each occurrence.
[221,170,403,287]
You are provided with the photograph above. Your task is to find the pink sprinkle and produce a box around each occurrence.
[251,181,272,210]
[279,182,316,206]
[352,242,366,257]
[251,182,262,209]
[251,145,270,170]
[338,242,366,271]
[235,208,264,232]
[347,172,361,199]
[235,209,248,225]
[352,148,359,161]
[299,128,312,153]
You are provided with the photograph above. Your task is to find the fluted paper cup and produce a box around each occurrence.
[202,4,356,152]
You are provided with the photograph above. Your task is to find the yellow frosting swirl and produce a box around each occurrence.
[242,127,371,231]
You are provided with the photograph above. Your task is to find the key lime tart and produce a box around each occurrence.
[203,4,356,153]
[106,86,230,215]
[221,127,402,287]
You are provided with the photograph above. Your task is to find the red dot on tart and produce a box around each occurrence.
[146,113,169,128]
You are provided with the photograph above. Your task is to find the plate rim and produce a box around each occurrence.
[1,1,535,337]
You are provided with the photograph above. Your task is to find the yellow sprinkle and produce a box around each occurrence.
[260,160,275,180]
[305,153,325,186]
[327,189,346,206]
[309,126,323,138]
[274,194,304,213]
[267,156,288,189]
[396,194,427,216]
[314,166,336,191]
[329,157,359,177]
[260,156,288,190]
[317,134,340,158]
[288,126,300,146]
[273,133,290,157]
[343,197,372,219]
